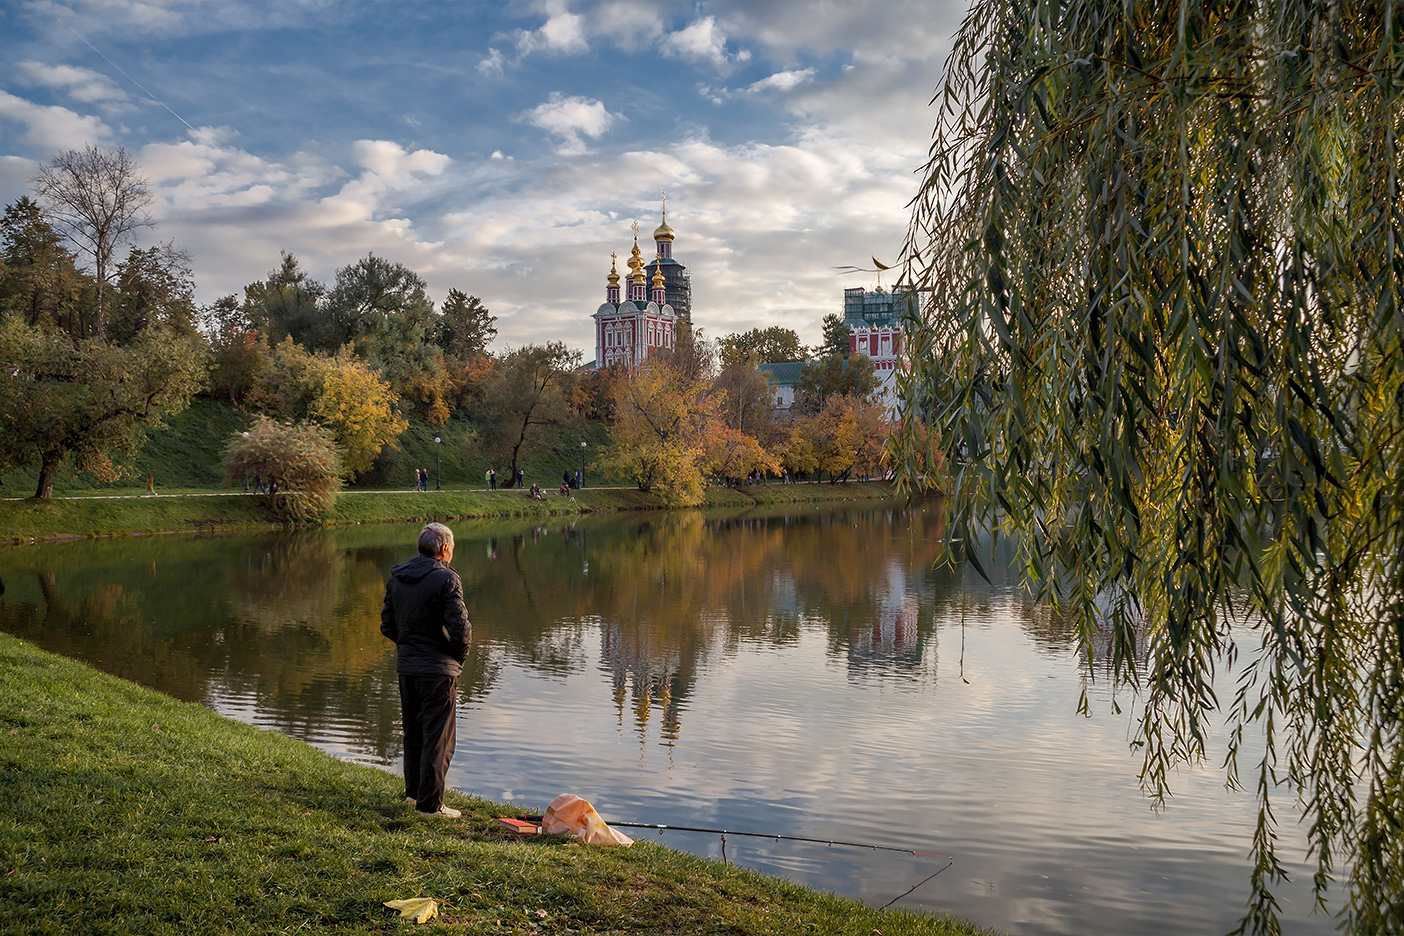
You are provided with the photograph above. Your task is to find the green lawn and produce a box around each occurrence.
[0,632,990,936]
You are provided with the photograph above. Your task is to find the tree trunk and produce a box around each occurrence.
[35,451,61,499]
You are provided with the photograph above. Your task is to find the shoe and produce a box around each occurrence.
[418,805,461,818]
[405,797,416,805]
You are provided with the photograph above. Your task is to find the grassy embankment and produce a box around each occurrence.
[0,398,901,541]
[0,481,897,542]
[0,633,988,936]
[0,399,626,497]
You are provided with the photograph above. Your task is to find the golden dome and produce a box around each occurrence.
[652,214,675,243]
[654,189,675,242]
[652,264,666,289]
[607,252,620,287]
[628,229,644,281]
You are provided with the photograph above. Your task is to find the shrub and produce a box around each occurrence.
[224,416,340,521]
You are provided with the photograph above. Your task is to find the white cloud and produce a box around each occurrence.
[661,16,742,74]
[16,61,131,110]
[506,2,589,59]
[0,90,112,150]
[537,8,587,52]
[477,47,507,76]
[519,93,619,155]
[747,68,816,94]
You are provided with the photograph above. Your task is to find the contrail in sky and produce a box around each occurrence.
[68,27,197,133]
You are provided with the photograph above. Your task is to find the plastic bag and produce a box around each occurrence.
[541,793,634,847]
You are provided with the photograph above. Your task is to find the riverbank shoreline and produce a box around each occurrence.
[0,481,900,544]
[0,632,987,936]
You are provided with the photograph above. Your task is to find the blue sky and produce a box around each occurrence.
[0,0,964,352]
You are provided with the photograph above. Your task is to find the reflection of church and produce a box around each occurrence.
[593,196,692,369]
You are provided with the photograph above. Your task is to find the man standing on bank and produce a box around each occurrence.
[380,522,470,818]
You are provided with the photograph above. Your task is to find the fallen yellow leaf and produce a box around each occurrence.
[384,897,439,924]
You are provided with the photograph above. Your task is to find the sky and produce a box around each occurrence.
[0,0,965,354]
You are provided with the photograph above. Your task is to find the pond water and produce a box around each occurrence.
[0,504,1333,935]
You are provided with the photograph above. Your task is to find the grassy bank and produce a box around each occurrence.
[0,399,622,498]
[0,632,986,936]
[0,482,897,542]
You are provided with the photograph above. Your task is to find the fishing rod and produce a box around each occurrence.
[517,816,953,908]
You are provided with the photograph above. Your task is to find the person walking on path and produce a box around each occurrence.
[486,468,496,491]
[515,467,524,489]
[145,473,155,496]
[380,522,470,818]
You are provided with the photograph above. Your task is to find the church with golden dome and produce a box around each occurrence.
[592,195,692,369]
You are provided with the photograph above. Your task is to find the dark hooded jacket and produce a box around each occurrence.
[380,554,470,676]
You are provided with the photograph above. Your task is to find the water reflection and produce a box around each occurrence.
[0,505,1332,936]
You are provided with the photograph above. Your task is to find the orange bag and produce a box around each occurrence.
[541,794,634,847]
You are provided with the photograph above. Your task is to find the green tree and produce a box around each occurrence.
[0,197,91,336]
[719,326,806,367]
[202,294,266,404]
[896,4,1404,933]
[433,289,497,359]
[224,415,340,521]
[794,354,879,416]
[818,312,849,358]
[31,145,153,338]
[244,253,326,349]
[480,342,581,486]
[108,243,198,343]
[0,318,207,497]
[323,254,451,423]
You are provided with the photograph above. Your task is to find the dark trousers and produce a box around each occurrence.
[398,673,457,812]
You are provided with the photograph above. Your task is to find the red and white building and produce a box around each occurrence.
[593,210,688,369]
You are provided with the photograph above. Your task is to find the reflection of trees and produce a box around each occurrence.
[0,502,1050,763]
[0,531,494,766]
[453,504,965,740]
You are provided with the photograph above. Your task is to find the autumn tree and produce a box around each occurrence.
[202,294,266,404]
[31,145,153,337]
[713,354,780,446]
[598,356,723,506]
[246,338,406,478]
[224,416,340,521]
[479,342,581,485]
[0,318,207,497]
[897,3,1404,932]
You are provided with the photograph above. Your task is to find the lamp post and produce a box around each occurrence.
[434,437,442,490]
[579,440,587,489]
[241,431,250,492]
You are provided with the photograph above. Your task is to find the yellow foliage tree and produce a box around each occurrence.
[783,394,890,482]
[312,348,409,476]
[248,338,406,479]
[599,357,724,507]
[709,424,779,484]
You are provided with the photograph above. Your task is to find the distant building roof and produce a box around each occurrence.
[758,360,808,387]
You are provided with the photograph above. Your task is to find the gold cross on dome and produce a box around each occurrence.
[631,220,640,234]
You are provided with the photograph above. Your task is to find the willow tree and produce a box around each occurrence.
[895,3,1404,934]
